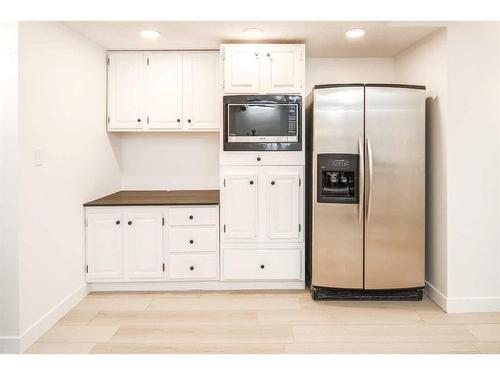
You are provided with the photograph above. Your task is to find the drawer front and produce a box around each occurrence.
[223,249,301,281]
[169,206,218,226]
[168,254,218,280]
[169,227,218,253]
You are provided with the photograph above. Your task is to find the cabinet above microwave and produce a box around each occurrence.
[220,44,305,95]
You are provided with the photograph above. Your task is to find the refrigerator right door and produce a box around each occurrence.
[364,85,425,290]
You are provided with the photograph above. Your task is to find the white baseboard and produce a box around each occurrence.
[425,281,448,311]
[446,296,500,313]
[89,280,305,292]
[426,281,500,313]
[13,284,88,353]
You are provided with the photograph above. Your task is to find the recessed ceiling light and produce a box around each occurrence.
[345,28,365,39]
[140,30,161,39]
[243,28,262,39]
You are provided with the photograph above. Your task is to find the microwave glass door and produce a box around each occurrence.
[228,104,297,141]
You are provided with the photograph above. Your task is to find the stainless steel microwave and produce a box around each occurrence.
[223,95,302,151]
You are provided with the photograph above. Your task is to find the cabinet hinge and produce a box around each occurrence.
[162,217,165,226]
[223,224,226,233]
[85,265,88,273]
[147,57,150,66]
[299,178,301,186]
[107,57,110,65]
[147,116,150,124]
[221,49,225,61]
[223,179,226,187]
[299,224,301,232]
[107,116,110,124]
[85,219,88,227]
[222,80,225,89]
[162,263,165,272]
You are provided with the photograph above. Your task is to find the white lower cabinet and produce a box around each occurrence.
[86,212,124,280]
[125,211,164,280]
[220,165,304,282]
[221,166,303,243]
[222,249,301,281]
[85,205,219,283]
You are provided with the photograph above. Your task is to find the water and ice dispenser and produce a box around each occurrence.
[317,154,359,204]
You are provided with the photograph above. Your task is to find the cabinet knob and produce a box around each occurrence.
[189,215,194,220]
[189,266,194,271]
[128,221,132,225]
[187,119,192,123]
[189,239,194,244]
[266,53,270,57]
[260,264,265,269]
[249,180,254,185]
[271,181,275,185]
[137,118,141,123]
[255,52,259,57]
[177,119,181,123]
[116,220,120,225]
[256,157,261,161]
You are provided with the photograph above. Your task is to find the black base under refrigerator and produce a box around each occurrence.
[306,84,426,301]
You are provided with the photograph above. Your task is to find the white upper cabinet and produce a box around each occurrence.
[222,45,261,94]
[221,44,305,95]
[86,212,124,280]
[183,52,220,130]
[262,45,303,94]
[107,52,144,130]
[221,170,259,239]
[107,51,219,132]
[264,168,301,240]
[146,53,183,130]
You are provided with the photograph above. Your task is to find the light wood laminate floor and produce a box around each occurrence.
[25,290,500,354]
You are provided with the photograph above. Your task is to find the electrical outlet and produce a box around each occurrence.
[34,148,43,166]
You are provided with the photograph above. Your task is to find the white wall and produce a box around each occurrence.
[305,58,395,94]
[445,22,500,312]
[16,22,122,351]
[395,29,449,306]
[0,21,20,353]
[120,133,219,190]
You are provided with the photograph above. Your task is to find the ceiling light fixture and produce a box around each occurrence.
[345,28,365,39]
[243,28,262,39]
[140,30,161,39]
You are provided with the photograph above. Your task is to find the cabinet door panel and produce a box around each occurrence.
[183,53,219,130]
[221,170,259,239]
[125,212,164,280]
[265,168,302,240]
[107,52,144,130]
[223,46,260,94]
[146,53,183,130]
[262,46,303,94]
[86,212,124,280]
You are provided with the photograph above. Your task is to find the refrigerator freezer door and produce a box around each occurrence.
[364,86,425,289]
[312,85,364,289]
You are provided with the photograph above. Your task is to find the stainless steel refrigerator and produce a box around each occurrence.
[310,84,425,300]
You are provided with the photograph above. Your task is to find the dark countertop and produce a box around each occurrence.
[84,190,220,207]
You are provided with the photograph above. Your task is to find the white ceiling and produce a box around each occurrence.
[63,21,440,58]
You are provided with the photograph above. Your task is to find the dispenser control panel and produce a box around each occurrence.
[317,153,359,204]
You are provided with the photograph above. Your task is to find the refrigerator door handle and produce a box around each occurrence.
[366,136,374,223]
[358,137,364,224]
